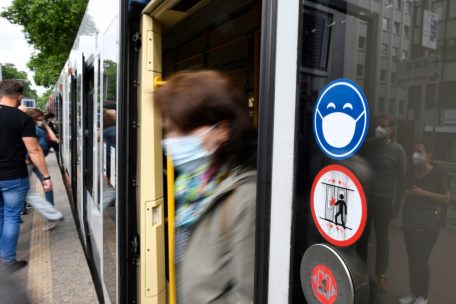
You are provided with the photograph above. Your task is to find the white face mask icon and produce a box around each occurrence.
[318,103,364,148]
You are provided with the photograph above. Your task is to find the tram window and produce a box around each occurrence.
[291,2,456,303]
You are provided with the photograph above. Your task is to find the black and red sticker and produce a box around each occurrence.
[311,164,367,247]
[311,263,338,304]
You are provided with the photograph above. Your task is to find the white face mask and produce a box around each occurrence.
[319,111,364,148]
[37,121,44,127]
[412,152,426,165]
[375,125,388,138]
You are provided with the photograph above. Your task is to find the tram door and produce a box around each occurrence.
[286,1,456,303]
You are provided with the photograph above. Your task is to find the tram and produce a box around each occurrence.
[53,0,456,303]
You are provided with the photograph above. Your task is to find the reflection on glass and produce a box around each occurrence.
[102,18,118,304]
[293,1,456,303]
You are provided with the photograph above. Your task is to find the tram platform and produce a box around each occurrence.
[11,154,99,303]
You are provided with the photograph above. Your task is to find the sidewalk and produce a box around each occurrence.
[14,153,99,303]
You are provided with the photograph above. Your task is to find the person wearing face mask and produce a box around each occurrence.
[398,141,450,304]
[358,114,407,293]
[156,70,257,304]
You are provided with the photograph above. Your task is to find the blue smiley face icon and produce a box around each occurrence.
[313,79,369,160]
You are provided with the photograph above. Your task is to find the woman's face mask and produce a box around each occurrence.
[161,125,216,172]
[412,151,426,166]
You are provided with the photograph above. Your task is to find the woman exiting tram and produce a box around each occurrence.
[156,70,257,304]
[399,141,450,304]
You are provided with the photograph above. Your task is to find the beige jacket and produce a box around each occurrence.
[178,169,256,304]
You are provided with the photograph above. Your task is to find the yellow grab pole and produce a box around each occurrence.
[167,154,176,304]
[154,76,167,87]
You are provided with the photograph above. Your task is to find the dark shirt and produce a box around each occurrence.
[404,165,448,211]
[0,105,36,180]
[362,138,407,201]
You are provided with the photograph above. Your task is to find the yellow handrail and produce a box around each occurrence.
[154,76,167,88]
[167,154,176,304]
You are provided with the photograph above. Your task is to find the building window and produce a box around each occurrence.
[357,64,364,78]
[404,1,411,14]
[399,99,406,114]
[383,17,391,31]
[389,98,396,114]
[382,43,389,56]
[446,39,456,62]
[379,97,386,112]
[392,47,399,60]
[391,72,397,84]
[394,21,400,35]
[402,49,408,60]
[395,0,402,10]
[380,69,387,81]
[358,36,366,50]
[404,25,410,39]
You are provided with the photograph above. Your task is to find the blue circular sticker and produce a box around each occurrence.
[313,79,369,160]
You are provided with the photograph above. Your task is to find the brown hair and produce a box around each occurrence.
[26,108,45,122]
[155,70,256,170]
[377,113,395,128]
[0,80,24,97]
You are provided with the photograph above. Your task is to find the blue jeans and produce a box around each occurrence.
[32,167,54,205]
[0,177,29,263]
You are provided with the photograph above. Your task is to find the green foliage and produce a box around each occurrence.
[2,64,37,99]
[103,60,117,102]
[36,88,53,110]
[1,0,89,87]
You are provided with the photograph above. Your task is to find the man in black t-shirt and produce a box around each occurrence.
[0,80,53,273]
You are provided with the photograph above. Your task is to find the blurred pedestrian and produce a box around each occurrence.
[0,80,52,272]
[156,70,257,304]
[359,114,407,292]
[398,141,450,304]
[26,108,63,231]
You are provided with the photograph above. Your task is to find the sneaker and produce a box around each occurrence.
[2,260,28,273]
[43,220,58,231]
[398,296,415,304]
[414,297,428,304]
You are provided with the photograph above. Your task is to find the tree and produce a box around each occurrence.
[1,64,37,99]
[103,60,117,102]
[1,0,89,87]
[36,88,53,110]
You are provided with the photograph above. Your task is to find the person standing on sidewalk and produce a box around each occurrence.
[0,80,53,272]
[358,114,407,292]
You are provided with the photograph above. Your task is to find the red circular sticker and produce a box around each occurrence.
[311,263,338,304]
[311,164,367,247]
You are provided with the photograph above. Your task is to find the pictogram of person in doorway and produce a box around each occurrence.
[334,193,347,228]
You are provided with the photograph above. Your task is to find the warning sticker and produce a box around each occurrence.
[311,263,338,304]
[311,164,367,247]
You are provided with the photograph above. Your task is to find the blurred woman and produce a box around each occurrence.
[399,141,450,304]
[156,70,257,304]
[25,109,63,231]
